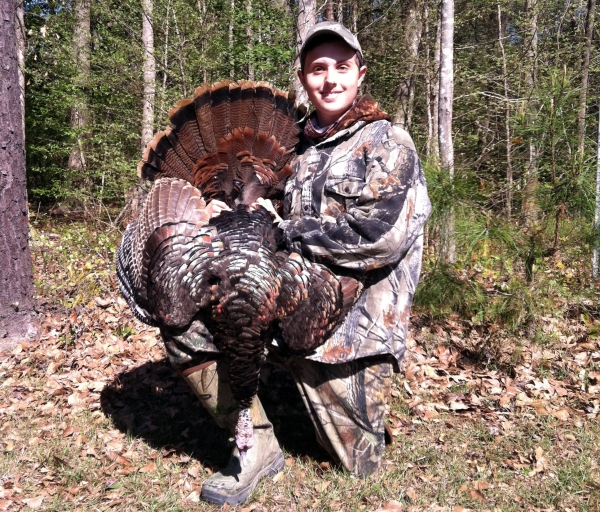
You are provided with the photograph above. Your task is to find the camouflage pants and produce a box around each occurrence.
[279,352,393,476]
[162,326,393,476]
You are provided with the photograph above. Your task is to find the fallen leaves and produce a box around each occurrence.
[22,495,44,509]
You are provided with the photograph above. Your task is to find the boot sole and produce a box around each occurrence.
[201,452,285,506]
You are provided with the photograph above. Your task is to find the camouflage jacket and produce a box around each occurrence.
[279,119,431,369]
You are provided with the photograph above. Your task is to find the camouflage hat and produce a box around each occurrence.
[300,22,363,68]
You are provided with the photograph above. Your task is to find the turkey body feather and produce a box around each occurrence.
[116,81,363,458]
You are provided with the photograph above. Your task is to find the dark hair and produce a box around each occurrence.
[300,34,364,72]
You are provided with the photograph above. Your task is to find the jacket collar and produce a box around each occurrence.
[302,95,390,144]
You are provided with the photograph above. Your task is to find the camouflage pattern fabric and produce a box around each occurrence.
[280,119,431,368]
[278,353,394,476]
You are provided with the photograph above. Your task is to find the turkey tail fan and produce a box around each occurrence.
[117,178,214,328]
[138,80,303,207]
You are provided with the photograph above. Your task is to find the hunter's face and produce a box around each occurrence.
[299,40,366,127]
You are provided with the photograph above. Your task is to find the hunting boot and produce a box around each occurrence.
[180,360,284,506]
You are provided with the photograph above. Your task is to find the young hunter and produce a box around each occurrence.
[162,21,432,506]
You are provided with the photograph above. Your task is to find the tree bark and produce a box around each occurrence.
[68,0,91,172]
[293,0,316,106]
[429,3,441,161]
[159,0,170,118]
[325,0,334,21]
[593,100,600,277]
[521,0,540,228]
[0,0,38,346]
[394,0,422,130]
[246,0,254,80]
[229,0,235,79]
[16,0,25,137]
[141,0,156,153]
[497,3,512,218]
[438,0,455,262]
[577,0,596,158]
[172,7,187,96]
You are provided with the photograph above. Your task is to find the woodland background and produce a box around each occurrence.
[0,0,600,510]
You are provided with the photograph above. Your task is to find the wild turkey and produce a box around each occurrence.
[116,80,363,461]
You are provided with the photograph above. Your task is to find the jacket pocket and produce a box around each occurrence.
[324,179,363,198]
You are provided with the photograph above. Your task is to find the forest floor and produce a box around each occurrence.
[1,217,599,511]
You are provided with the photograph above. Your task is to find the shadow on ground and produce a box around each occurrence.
[100,359,328,470]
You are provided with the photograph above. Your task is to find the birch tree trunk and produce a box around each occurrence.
[497,3,512,218]
[576,0,596,158]
[141,0,156,153]
[247,0,254,80]
[439,0,455,262]
[16,0,25,137]
[293,0,316,106]
[394,0,422,130]
[229,0,235,79]
[68,0,91,172]
[172,8,187,96]
[428,4,441,161]
[521,0,540,228]
[159,0,170,118]
[0,0,38,345]
[594,102,600,277]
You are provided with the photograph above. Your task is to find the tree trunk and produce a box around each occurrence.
[68,0,91,172]
[0,0,38,345]
[16,0,25,137]
[325,0,334,21]
[229,0,235,79]
[159,0,170,118]
[521,0,540,228]
[352,0,357,32]
[394,0,422,130]
[577,0,596,158]
[293,0,316,106]
[429,3,441,161]
[246,0,254,80]
[593,101,600,277]
[497,3,512,218]
[172,8,187,96]
[141,0,156,153]
[438,0,455,262]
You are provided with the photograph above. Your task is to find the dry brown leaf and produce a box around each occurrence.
[187,466,199,478]
[374,500,403,511]
[0,500,12,511]
[22,495,45,509]
[314,481,331,492]
[552,408,570,421]
[139,461,156,473]
[186,490,199,503]
[449,401,469,411]
[272,472,284,483]
[469,489,485,502]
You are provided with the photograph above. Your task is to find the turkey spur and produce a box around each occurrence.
[116,81,363,460]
